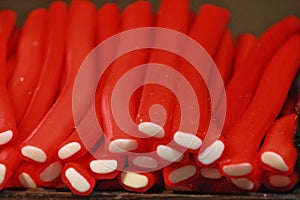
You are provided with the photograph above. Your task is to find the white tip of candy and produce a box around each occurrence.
[168,165,197,184]
[222,163,253,177]
[231,177,254,190]
[40,162,62,182]
[65,168,90,193]
[132,156,158,169]
[19,173,37,188]
[0,130,13,145]
[0,164,6,184]
[261,151,289,172]
[90,160,117,174]
[269,175,291,188]
[120,172,149,189]
[174,131,202,150]
[58,142,81,160]
[21,146,47,163]
[157,145,183,163]
[108,139,138,153]
[198,140,225,165]
[138,122,165,138]
[200,168,222,180]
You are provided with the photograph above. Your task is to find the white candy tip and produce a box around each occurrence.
[40,162,62,182]
[222,163,253,177]
[132,156,158,169]
[200,168,222,179]
[168,165,197,184]
[0,164,6,184]
[138,122,165,138]
[19,173,37,188]
[21,146,47,163]
[157,145,183,163]
[90,160,117,174]
[198,140,224,165]
[231,177,254,190]
[120,172,149,189]
[0,130,13,145]
[58,142,81,160]
[108,139,138,153]
[65,168,91,193]
[269,175,291,188]
[174,131,202,150]
[261,152,289,172]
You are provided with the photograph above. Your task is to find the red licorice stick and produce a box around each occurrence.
[232,33,257,75]
[7,27,21,59]
[14,162,41,188]
[7,9,47,124]
[219,35,300,178]
[18,2,67,136]
[162,158,200,187]
[89,142,125,180]
[0,10,18,146]
[98,1,153,153]
[134,0,190,163]
[264,171,299,192]
[61,161,96,196]
[172,4,230,157]
[137,0,190,138]
[214,28,235,86]
[118,169,162,193]
[257,114,298,175]
[57,3,122,163]
[19,0,97,164]
[210,34,257,163]
[221,16,300,134]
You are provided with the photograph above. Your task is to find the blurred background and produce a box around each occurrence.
[0,0,299,37]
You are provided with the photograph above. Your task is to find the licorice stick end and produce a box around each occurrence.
[221,162,253,177]
[197,139,225,166]
[89,159,118,175]
[130,155,159,170]
[200,168,223,180]
[39,162,63,185]
[230,177,255,191]
[260,151,289,173]
[20,146,47,163]
[156,145,183,163]
[57,142,82,160]
[138,122,165,138]
[0,130,13,145]
[173,131,202,151]
[18,173,37,188]
[108,139,139,153]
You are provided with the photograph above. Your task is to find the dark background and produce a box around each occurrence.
[0,0,299,37]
